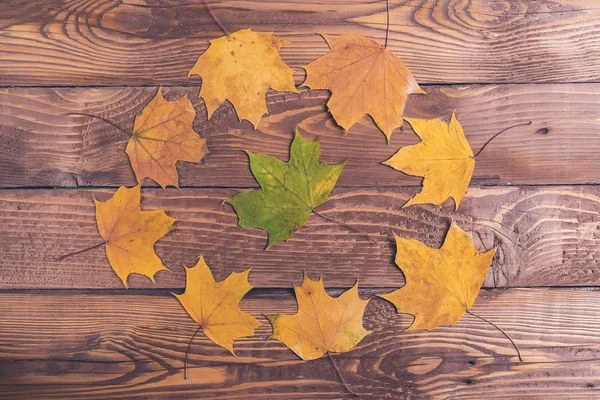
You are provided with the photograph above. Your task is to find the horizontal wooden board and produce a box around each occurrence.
[3,0,600,86]
[1,84,599,188]
[1,288,599,399]
[2,185,600,289]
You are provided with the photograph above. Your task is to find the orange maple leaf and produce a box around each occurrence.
[126,89,206,188]
[189,28,298,128]
[94,184,176,287]
[303,34,425,142]
[174,256,261,355]
[268,274,371,361]
[381,224,496,330]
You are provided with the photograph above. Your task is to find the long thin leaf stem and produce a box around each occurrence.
[327,350,360,396]
[473,121,532,158]
[384,0,390,48]
[204,0,229,35]
[312,208,377,244]
[184,326,203,379]
[64,112,130,138]
[55,242,105,262]
[466,309,523,362]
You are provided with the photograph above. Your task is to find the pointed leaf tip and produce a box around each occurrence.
[382,224,493,330]
[189,29,297,127]
[303,34,425,140]
[387,115,474,209]
[228,127,346,248]
[270,276,371,360]
[127,88,206,188]
[175,257,260,353]
[95,185,173,288]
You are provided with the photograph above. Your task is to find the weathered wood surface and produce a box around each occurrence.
[2,185,600,289]
[3,0,600,398]
[1,288,599,399]
[3,0,600,86]
[2,84,599,188]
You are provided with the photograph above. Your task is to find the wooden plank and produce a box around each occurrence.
[3,0,600,86]
[1,288,599,399]
[2,185,600,289]
[1,84,599,188]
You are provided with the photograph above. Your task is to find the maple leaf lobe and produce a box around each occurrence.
[126,89,206,188]
[227,130,346,248]
[268,274,371,360]
[173,256,261,355]
[381,224,496,331]
[384,112,474,209]
[303,34,425,141]
[189,28,298,128]
[94,184,176,287]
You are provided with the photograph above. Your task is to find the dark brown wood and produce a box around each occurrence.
[3,0,600,86]
[1,84,599,188]
[1,288,599,399]
[2,185,600,289]
[3,1,600,397]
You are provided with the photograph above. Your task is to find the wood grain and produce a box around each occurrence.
[3,0,600,86]
[3,1,600,398]
[2,185,600,289]
[1,84,599,188]
[1,288,599,399]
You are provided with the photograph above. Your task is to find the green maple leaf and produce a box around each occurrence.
[227,130,346,249]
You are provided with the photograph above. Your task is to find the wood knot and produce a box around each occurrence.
[536,127,549,135]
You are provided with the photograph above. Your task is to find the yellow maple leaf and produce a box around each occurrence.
[173,256,261,354]
[381,224,496,331]
[189,28,298,128]
[384,112,474,209]
[268,274,371,361]
[303,34,425,142]
[94,184,176,287]
[126,89,206,189]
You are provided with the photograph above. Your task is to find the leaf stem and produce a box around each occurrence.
[55,242,105,262]
[384,0,390,48]
[204,0,229,36]
[312,208,377,244]
[466,309,523,362]
[64,112,131,138]
[327,350,360,396]
[473,121,532,158]
[184,326,203,379]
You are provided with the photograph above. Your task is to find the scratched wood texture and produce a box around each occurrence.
[1,85,599,188]
[1,288,600,400]
[2,0,600,398]
[2,186,600,290]
[3,0,600,86]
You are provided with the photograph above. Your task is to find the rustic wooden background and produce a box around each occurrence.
[2,0,600,399]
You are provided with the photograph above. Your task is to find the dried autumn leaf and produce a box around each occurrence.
[227,130,346,249]
[303,34,425,142]
[381,224,496,330]
[384,112,473,209]
[173,256,261,354]
[268,274,371,360]
[126,89,206,188]
[189,28,298,128]
[94,184,176,287]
